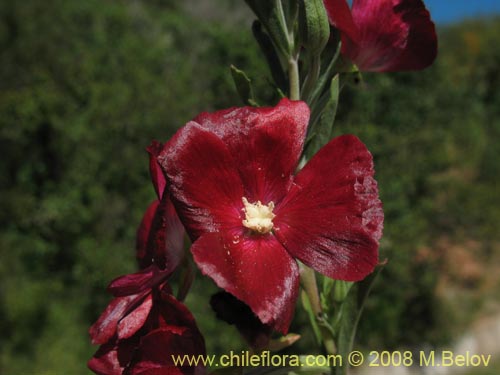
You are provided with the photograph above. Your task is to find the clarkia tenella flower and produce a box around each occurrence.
[158,98,383,333]
[323,0,437,72]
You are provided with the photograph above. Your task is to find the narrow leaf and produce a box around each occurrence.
[252,21,288,93]
[334,266,384,375]
[231,65,258,106]
[245,0,292,57]
[305,74,339,158]
[300,290,321,344]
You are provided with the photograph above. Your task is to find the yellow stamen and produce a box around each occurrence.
[241,197,275,234]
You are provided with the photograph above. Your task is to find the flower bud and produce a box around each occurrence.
[299,0,331,56]
[333,280,353,303]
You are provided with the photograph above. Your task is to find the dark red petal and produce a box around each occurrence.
[156,292,200,329]
[108,265,169,297]
[210,292,272,351]
[130,295,206,375]
[193,99,310,204]
[133,367,184,375]
[136,200,159,266]
[161,196,186,272]
[88,343,126,375]
[274,135,383,281]
[136,194,185,272]
[345,0,437,72]
[130,325,205,375]
[147,140,167,200]
[158,122,244,239]
[191,232,299,333]
[88,346,122,375]
[88,336,139,375]
[323,0,359,42]
[148,194,185,272]
[117,293,153,340]
[89,293,146,345]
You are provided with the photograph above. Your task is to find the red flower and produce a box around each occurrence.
[323,0,437,72]
[89,221,203,375]
[89,289,206,375]
[158,98,383,333]
[88,143,203,375]
[89,266,165,347]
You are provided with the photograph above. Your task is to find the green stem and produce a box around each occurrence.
[288,56,300,100]
[301,266,337,355]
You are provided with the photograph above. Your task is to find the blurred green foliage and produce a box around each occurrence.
[0,0,499,373]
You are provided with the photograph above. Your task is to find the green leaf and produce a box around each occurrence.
[320,275,335,313]
[281,0,299,35]
[334,267,384,375]
[252,21,288,93]
[245,0,292,58]
[230,65,258,106]
[300,289,322,345]
[305,74,339,158]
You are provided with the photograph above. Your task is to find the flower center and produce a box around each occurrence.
[241,197,275,234]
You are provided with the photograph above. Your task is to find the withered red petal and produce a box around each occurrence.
[129,297,206,375]
[156,292,200,329]
[142,193,185,272]
[147,140,167,200]
[89,293,146,345]
[107,265,169,297]
[88,336,139,375]
[136,200,159,267]
[117,293,153,340]
[130,326,203,375]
